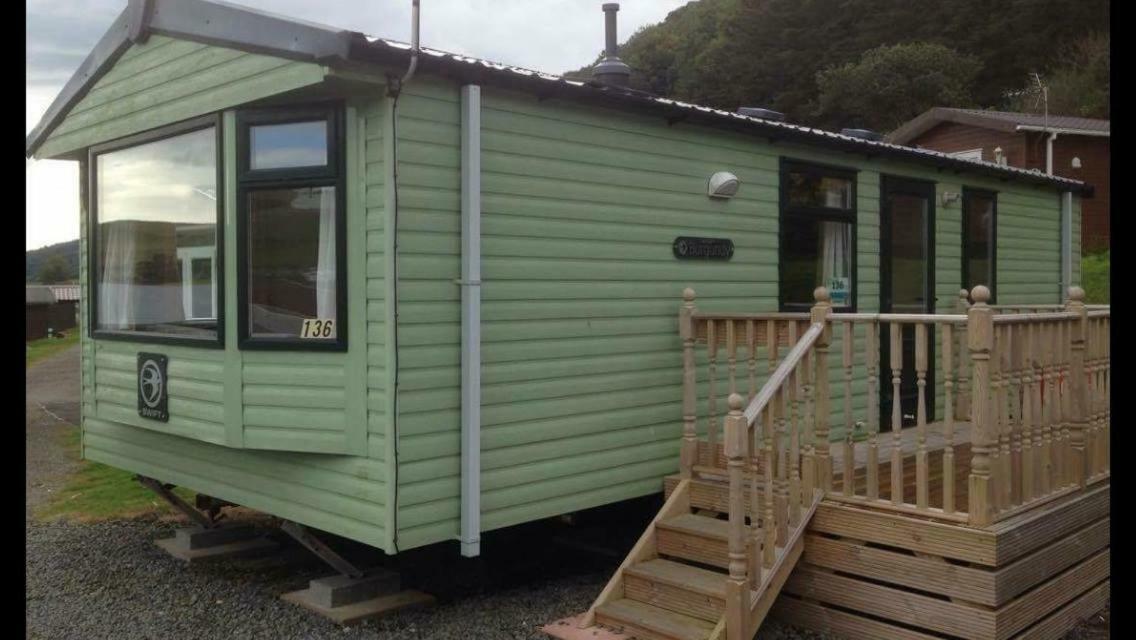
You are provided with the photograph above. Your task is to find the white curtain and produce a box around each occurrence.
[98,223,136,329]
[819,221,850,302]
[315,187,337,325]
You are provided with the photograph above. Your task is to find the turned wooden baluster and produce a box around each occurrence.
[775,384,790,546]
[1020,322,1035,503]
[998,324,1013,510]
[762,401,777,568]
[915,323,929,509]
[842,321,855,497]
[1028,321,1045,496]
[788,322,803,525]
[707,320,719,468]
[802,343,817,497]
[890,322,903,505]
[1046,317,1062,489]
[810,288,833,492]
[866,320,880,501]
[680,288,698,478]
[1102,318,1110,473]
[967,285,996,526]
[747,320,758,402]
[941,323,956,513]
[723,393,748,640]
[727,319,738,406]
[1009,324,1024,507]
[748,407,763,590]
[956,289,972,419]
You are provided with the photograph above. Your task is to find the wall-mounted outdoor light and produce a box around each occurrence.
[940,191,960,207]
[1071,156,1082,169]
[708,171,739,199]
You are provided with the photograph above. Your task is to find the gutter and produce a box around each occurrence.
[458,84,482,557]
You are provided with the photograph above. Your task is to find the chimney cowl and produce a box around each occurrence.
[737,107,785,122]
[840,128,883,142]
[593,3,631,87]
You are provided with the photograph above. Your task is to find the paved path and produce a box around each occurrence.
[26,345,81,519]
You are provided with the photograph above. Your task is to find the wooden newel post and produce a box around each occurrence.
[680,288,699,478]
[810,287,833,492]
[967,285,996,526]
[1065,286,1089,488]
[724,393,748,640]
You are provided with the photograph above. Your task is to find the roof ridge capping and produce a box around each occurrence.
[24,0,1092,196]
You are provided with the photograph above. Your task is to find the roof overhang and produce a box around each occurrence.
[26,0,1091,196]
[1015,125,1110,138]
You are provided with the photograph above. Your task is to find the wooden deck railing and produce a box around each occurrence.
[679,285,1110,530]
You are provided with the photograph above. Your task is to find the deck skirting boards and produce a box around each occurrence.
[769,481,1110,640]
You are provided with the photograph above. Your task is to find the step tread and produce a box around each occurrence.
[625,559,727,599]
[658,513,729,541]
[596,598,716,640]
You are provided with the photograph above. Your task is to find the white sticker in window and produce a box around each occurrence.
[300,319,336,339]
[828,277,850,306]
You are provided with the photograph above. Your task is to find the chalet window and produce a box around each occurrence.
[779,161,857,310]
[962,188,997,301]
[89,116,223,345]
[237,104,346,350]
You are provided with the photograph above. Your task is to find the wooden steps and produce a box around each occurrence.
[656,514,730,570]
[596,599,718,640]
[624,559,726,621]
[576,473,823,640]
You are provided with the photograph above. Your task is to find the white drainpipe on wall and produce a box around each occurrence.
[1046,131,1057,175]
[459,84,482,557]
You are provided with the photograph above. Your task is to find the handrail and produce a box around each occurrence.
[742,322,823,424]
[992,311,1079,324]
[836,312,967,324]
[691,311,811,321]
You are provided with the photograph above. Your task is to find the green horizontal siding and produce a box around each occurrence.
[69,40,388,551]
[38,35,328,159]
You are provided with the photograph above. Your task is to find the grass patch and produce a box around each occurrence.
[1082,250,1110,304]
[26,332,79,368]
[35,428,195,522]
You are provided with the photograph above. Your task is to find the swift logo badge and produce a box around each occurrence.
[137,353,169,422]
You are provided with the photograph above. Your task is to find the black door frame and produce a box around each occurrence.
[879,175,936,427]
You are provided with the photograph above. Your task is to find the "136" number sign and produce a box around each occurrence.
[300,319,336,339]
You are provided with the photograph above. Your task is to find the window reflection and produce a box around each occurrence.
[250,121,328,170]
[95,126,218,338]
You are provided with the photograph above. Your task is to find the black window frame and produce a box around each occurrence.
[236,102,347,351]
[87,114,226,348]
[778,158,859,312]
[961,187,998,304]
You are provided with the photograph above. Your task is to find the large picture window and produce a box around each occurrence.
[237,105,345,350]
[90,117,222,344]
[780,161,857,310]
[962,188,997,301]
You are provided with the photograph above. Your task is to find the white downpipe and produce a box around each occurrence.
[1060,190,1073,299]
[459,84,482,557]
[1046,131,1058,175]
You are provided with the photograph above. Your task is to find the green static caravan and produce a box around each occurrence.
[27,0,1091,558]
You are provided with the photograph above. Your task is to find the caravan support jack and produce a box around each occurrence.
[279,520,434,626]
[137,476,277,563]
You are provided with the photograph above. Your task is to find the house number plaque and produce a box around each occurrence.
[673,236,734,260]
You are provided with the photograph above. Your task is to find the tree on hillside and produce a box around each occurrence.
[1005,32,1109,119]
[814,42,982,133]
[565,0,1109,128]
[37,254,73,284]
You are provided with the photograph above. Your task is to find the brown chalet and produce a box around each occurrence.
[889,108,1110,252]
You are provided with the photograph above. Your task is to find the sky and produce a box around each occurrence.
[26,0,691,250]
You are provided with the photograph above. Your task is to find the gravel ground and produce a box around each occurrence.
[26,345,1106,639]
